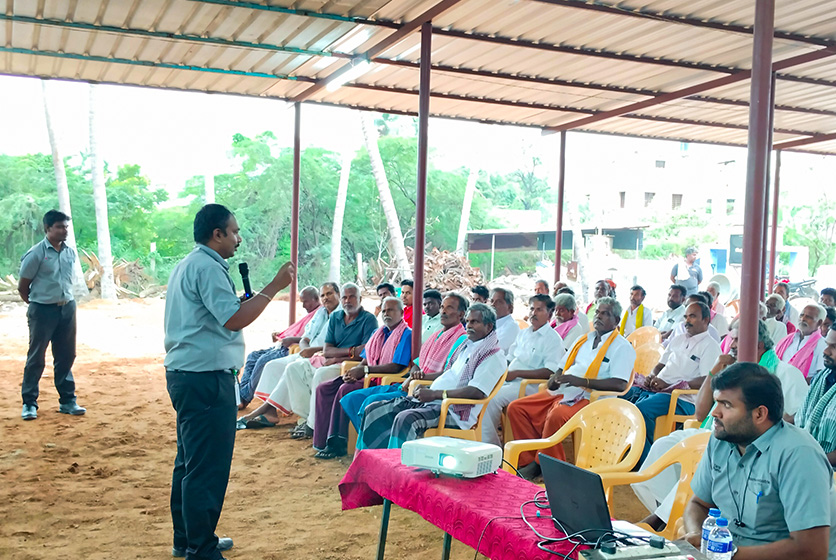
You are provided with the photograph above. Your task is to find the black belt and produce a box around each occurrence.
[34,300,71,306]
[168,369,237,375]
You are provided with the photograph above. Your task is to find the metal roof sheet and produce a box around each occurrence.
[2,0,836,153]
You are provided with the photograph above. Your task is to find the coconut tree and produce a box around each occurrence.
[41,80,89,299]
[329,149,353,283]
[455,166,479,255]
[88,85,118,300]
[359,111,410,279]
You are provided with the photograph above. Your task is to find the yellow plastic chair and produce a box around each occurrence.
[500,378,550,444]
[633,343,664,377]
[599,431,710,539]
[412,371,508,442]
[503,398,646,479]
[289,344,301,354]
[587,370,636,403]
[654,388,700,440]
[517,319,529,330]
[726,298,740,316]
[626,326,661,349]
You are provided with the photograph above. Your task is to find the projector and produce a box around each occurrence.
[401,436,503,478]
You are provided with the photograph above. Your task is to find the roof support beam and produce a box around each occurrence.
[773,131,836,150]
[545,47,836,132]
[290,0,463,102]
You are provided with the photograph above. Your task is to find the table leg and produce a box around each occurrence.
[376,498,392,560]
[441,532,452,560]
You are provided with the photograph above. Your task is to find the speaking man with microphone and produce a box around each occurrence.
[164,204,294,560]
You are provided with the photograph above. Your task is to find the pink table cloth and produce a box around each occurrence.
[339,448,582,559]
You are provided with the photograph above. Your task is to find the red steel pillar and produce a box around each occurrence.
[768,150,782,293]
[739,0,775,362]
[290,102,301,324]
[412,22,432,359]
[760,72,777,297]
[554,131,566,285]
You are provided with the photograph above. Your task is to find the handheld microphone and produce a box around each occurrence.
[238,262,253,300]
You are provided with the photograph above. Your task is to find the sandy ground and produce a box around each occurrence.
[0,298,646,560]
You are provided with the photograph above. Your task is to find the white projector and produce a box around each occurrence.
[401,436,503,478]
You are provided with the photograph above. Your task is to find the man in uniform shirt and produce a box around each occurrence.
[624,302,721,462]
[795,325,836,467]
[483,294,565,446]
[683,363,836,560]
[420,289,443,342]
[490,287,521,356]
[775,303,827,379]
[164,204,294,559]
[18,210,86,420]
[620,285,654,336]
[655,284,687,341]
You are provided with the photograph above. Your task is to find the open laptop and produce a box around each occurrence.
[540,453,614,543]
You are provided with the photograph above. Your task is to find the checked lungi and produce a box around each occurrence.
[357,396,457,450]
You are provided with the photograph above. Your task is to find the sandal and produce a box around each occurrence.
[314,448,346,460]
[245,414,277,429]
[235,418,248,431]
[290,425,313,439]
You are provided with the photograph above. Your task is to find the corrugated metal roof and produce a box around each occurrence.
[3,0,836,154]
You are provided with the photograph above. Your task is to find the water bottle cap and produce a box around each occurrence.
[709,508,721,517]
[716,517,729,527]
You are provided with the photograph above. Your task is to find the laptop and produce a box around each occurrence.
[540,453,614,543]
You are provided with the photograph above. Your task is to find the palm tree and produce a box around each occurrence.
[41,81,89,299]
[88,85,117,300]
[456,166,479,255]
[329,149,353,283]
[359,112,410,279]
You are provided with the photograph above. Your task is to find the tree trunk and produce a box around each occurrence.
[566,202,590,304]
[329,150,352,283]
[88,85,118,300]
[205,173,215,204]
[42,80,89,299]
[456,166,479,255]
[359,112,411,279]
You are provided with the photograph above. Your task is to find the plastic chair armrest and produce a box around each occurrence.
[503,438,558,471]
[668,388,699,416]
[518,378,548,398]
[683,419,701,429]
[288,344,301,354]
[407,379,432,396]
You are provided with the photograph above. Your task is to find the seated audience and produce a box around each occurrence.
[795,325,836,466]
[620,284,653,336]
[507,297,634,480]
[773,281,799,328]
[700,290,730,337]
[483,294,565,446]
[554,286,590,334]
[821,287,836,308]
[665,293,721,345]
[822,306,836,337]
[490,287,521,356]
[400,279,414,328]
[237,282,340,428]
[764,293,789,344]
[420,289,443,343]
[357,303,506,450]
[632,321,808,530]
[586,279,615,320]
[775,303,826,379]
[340,294,469,431]
[682,363,836,559]
[623,302,720,462]
[705,281,725,317]
[374,282,396,319]
[553,293,586,350]
[238,285,320,406]
[470,285,489,303]
[311,297,411,459]
[552,281,568,297]
[534,279,549,295]
[655,284,687,341]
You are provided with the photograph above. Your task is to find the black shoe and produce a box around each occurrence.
[172,537,233,557]
[290,425,313,439]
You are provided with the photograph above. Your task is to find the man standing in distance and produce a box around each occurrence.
[18,210,86,420]
[670,247,702,296]
[164,204,294,560]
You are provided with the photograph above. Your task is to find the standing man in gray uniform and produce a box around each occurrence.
[18,210,86,421]
[164,204,294,560]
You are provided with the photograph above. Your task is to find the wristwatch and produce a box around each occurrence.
[442,390,448,400]
[364,365,369,375]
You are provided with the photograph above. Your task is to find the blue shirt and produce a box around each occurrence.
[19,238,76,304]
[164,245,243,372]
[324,308,378,348]
[360,324,412,367]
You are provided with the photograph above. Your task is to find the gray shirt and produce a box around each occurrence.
[692,421,836,556]
[19,238,76,304]
[324,308,378,348]
[164,245,243,372]
[671,262,703,296]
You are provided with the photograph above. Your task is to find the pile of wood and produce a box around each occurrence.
[0,274,22,302]
[422,248,485,291]
[80,250,162,298]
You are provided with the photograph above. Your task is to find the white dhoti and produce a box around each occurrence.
[254,353,302,403]
[482,381,543,447]
[271,359,342,427]
[306,364,343,430]
[631,428,707,522]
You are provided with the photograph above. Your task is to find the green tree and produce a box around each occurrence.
[783,198,836,275]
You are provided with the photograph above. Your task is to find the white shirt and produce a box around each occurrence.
[782,303,800,327]
[306,305,338,348]
[553,329,636,405]
[710,313,730,337]
[621,304,653,335]
[655,305,686,333]
[495,314,521,358]
[577,311,591,334]
[765,317,788,347]
[772,360,809,416]
[779,331,827,377]
[430,336,508,429]
[666,321,721,347]
[508,324,565,377]
[658,331,721,404]
[421,313,442,343]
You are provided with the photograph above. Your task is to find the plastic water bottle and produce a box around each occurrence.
[706,517,734,560]
[700,508,722,554]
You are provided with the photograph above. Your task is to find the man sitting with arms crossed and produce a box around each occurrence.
[490,287,521,357]
[620,285,653,336]
[553,293,586,351]
[357,303,506,450]
[656,284,687,341]
[632,320,808,531]
[340,293,468,432]
[507,297,635,480]
[311,297,411,459]
[237,282,341,429]
[775,303,827,379]
[482,294,565,447]
[274,283,377,439]
[237,285,320,409]
[623,301,721,463]
[683,362,836,560]
[420,289,443,343]
[794,324,836,467]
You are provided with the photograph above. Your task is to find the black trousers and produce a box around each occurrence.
[166,370,237,560]
[22,301,77,406]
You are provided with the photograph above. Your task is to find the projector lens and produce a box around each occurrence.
[440,454,457,469]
